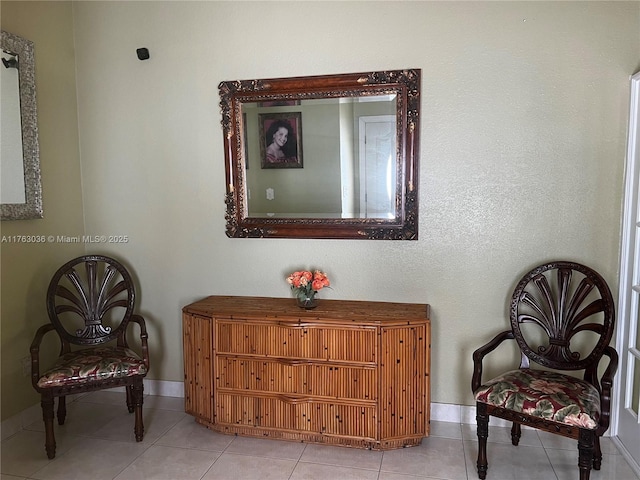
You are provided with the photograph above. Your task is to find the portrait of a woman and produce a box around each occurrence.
[259,113,303,168]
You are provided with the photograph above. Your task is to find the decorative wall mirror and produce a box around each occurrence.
[219,69,421,239]
[1,30,42,221]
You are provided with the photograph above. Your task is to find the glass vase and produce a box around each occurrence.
[296,293,318,309]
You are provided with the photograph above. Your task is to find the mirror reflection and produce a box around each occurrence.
[1,30,43,221]
[220,68,421,239]
[242,94,397,219]
[1,48,25,204]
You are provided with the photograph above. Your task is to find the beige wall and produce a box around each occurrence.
[2,1,639,422]
[71,1,639,406]
[1,2,85,420]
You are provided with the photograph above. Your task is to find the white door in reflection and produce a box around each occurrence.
[359,115,396,218]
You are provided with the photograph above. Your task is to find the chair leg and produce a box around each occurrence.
[57,396,67,425]
[126,384,134,413]
[593,435,602,470]
[578,428,594,480]
[476,403,489,479]
[131,379,144,442]
[510,422,521,446]
[41,395,56,459]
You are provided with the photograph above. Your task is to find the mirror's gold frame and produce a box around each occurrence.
[1,30,43,221]
[219,69,420,239]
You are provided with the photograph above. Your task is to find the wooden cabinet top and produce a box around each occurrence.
[183,296,430,325]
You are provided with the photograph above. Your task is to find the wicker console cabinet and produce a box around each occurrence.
[182,296,431,450]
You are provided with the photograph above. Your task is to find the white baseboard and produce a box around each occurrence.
[431,401,513,428]
[136,381,487,426]
[143,379,184,397]
[0,379,485,441]
[0,381,609,441]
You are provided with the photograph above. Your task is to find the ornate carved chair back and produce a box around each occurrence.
[46,255,135,349]
[510,261,615,374]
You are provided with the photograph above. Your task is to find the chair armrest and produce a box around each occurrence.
[597,345,618,433]
[29,324,57,390]
[601,345,619,390]
[126,314,149,371]
[471,330,515,393]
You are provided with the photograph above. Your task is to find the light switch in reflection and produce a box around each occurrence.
[266,188,274,200]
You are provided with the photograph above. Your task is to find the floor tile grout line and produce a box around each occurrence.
[294,459,382,471]
[10,395,639,480]
[286,442,307,480]
[111,441,154,480]
[194,448,220,480]
[460,423,471,480]
[542,445,562,480]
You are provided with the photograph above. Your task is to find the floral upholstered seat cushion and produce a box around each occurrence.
[37,346,147,388]
[474,369,600,429]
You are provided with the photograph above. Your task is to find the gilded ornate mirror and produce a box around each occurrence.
[219,69,421,239]
[1,30,42,221]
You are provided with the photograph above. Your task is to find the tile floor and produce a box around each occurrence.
[1,391,639,480]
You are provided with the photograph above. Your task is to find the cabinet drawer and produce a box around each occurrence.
[216,321,376,363]
[216,357,377,401]
[216,392,376,439]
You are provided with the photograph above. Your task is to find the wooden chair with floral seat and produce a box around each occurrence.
[30,255,150,459]
[471,261,618,480]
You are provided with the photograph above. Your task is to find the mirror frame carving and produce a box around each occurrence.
[219,69,421,239]
[1,30,43,221]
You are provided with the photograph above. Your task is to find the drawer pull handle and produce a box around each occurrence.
[276,358,313,366]
[278,395,313,405]
[276,322,309,328]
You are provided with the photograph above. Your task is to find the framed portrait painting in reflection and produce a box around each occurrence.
[259,112,303,169]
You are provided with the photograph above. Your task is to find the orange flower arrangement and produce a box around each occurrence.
[286,270,330,303]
